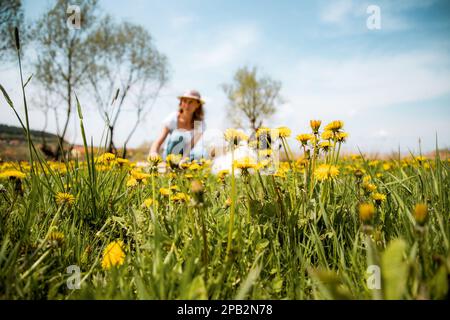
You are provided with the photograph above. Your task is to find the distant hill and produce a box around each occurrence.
[0,124,150,162]
[0,124,60,142]
[0,124,63,161]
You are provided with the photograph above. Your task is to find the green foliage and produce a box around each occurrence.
[222,66,283,133]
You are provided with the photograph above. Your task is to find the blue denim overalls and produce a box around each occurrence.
[163,129,208,161]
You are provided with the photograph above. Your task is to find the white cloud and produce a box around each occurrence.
[169,14,195,30]
[373,129,389,138]
[266,50,450,152]
[320,0,354,23]
[279,51,450,118]
[190,24,260,69]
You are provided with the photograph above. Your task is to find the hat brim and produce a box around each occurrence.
[178,95,205,105]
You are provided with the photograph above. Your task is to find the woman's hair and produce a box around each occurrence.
[193,103,204,122]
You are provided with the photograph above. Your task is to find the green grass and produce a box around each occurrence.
[0,36,448,299]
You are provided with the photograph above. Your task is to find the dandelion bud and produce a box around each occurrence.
[413,203,428,225]
[191,179,204,194]
[224,197,232,208]
[359,202,375,223]
[354,169,364,179]
[14,27,20,51]
[191,179,205,206]
[310,120,322,134]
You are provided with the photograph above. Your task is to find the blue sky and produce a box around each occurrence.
[1,0,450,154]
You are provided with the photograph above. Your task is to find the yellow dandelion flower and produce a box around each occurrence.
[126,177,138,188]
[336,132,348,142]
[218,170,229,181]
[359,202,375,222]
[276,126,291,138]
[55,192,75,206]
[369,160,379,167]
[234,157,257,170]
[159,185,178,196]
[116,158,130,167]
[130,170,151,182]
[324,120,344,132]
[166,154,182,169]
[296,157,309,169]
[101,240,125,270]
[321,130,334,140]
[189,163,201,171]
[256,159,272,170]
[314,164,339,181]
[372,193,386,205]
[279,162,290,171]
[310,120,322,134]
[296,134,313,145]
[147,154,162,166]
[363,183,377,193]
[199,159,211,167]
[97,153,116,164]
[48,231,65,247]
[319,140,333,151]
[172,192,190,203]
[0,170,27,180]
[142,198,158,209]
[224,129,249,146]
[159,187,171,196]
[273,169,287,179]
[256,127,271,137]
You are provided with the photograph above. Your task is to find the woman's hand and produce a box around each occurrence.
[178,157,190,169]
[149,127,170,158]
[148,151,159,159]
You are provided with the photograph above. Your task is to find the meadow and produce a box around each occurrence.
[0,104,448,299]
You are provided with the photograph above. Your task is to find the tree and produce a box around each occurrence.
[86,16,169,156]
[32,0,101,159]
[0,0,24,62]
[222,66,283,134]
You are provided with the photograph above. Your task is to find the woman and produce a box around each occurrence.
[149,90,208,161]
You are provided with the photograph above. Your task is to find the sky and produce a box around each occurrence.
[1,0,450,155]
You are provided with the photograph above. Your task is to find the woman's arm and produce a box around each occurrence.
[149,126,170,157]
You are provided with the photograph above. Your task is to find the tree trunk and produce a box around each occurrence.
[56,53,73,160]
[107,125,116,154]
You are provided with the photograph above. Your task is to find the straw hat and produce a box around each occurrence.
[177,89,205,105]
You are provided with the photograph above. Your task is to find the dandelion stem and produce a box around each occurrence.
[226,147,236,258]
